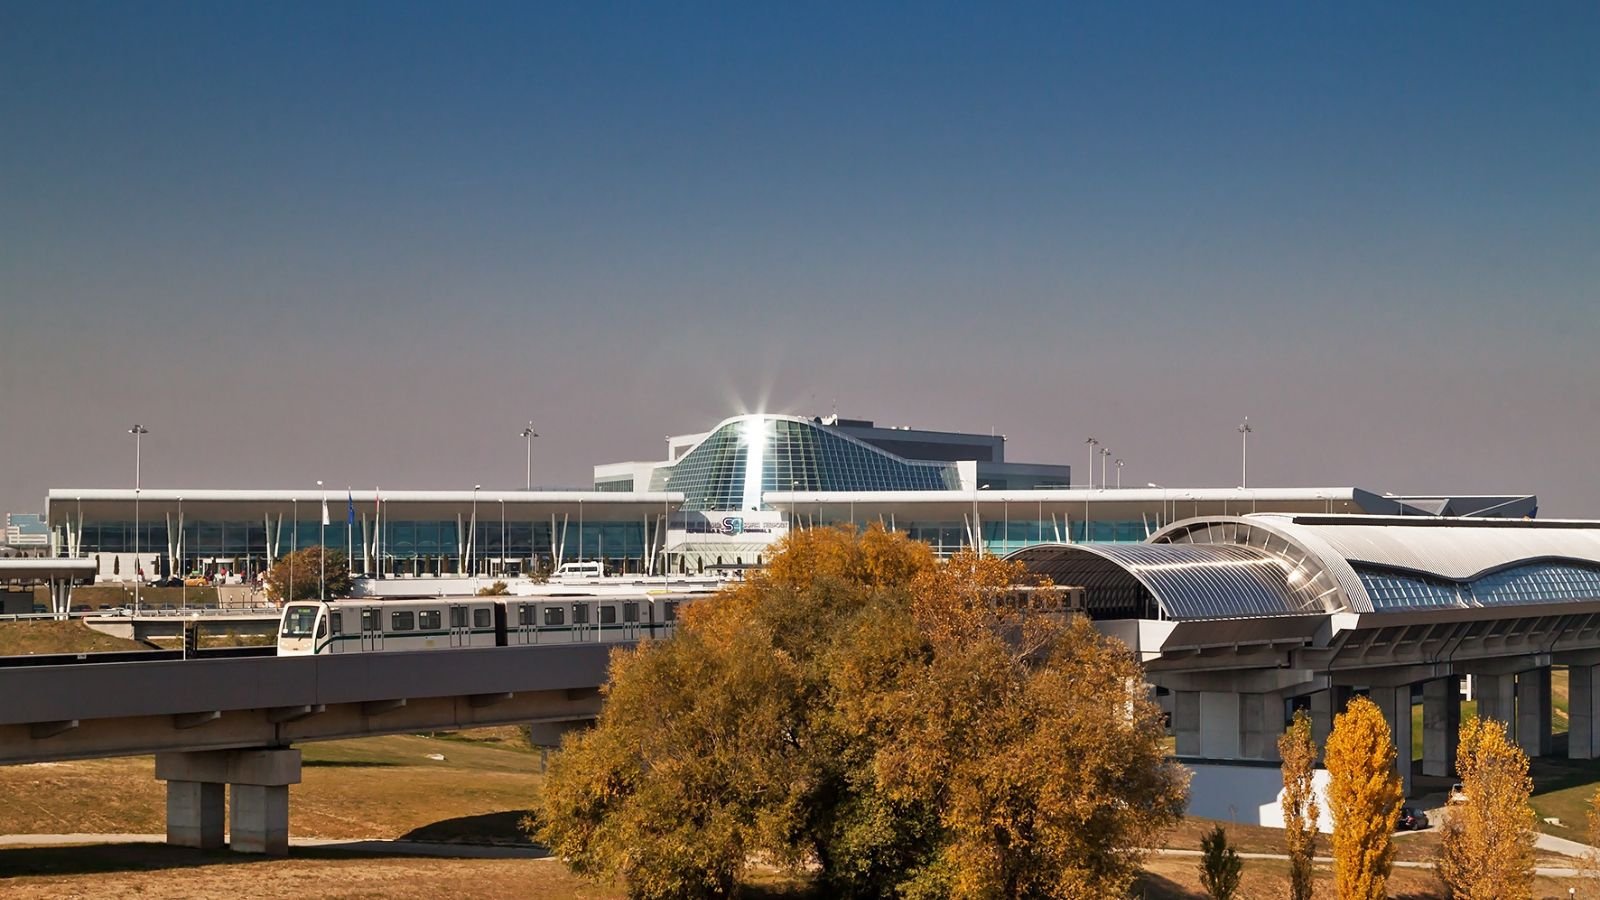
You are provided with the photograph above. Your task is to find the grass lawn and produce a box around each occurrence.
[0,728,544,842]
[0,620,150,655]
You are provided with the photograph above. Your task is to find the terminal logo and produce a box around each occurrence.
[720,516,745,535]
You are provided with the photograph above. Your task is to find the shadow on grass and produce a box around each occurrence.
[1132,869,1201,899]
[300,759,403,768]
[400,810,533,844]
[0,840,549,878]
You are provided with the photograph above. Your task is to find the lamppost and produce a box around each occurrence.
[1100,446,1111,490]
[1115,458,1124,489]
[1238,417,1252,488]
[790,480,798,534]
[520,423,539,490]
[471,485,481,577]
[1083,437,1098,488]
[129,425,148,615]
[499,498,506,578]
[1148,483,1168,528]
[318,480,326,602]
[972,483,989,554]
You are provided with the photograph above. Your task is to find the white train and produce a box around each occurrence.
[277,593,699,656]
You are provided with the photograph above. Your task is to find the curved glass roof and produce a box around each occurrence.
[664,416,957,513]
[1008,542,1328,621]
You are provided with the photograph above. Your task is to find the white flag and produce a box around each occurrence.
[321,500,330,526]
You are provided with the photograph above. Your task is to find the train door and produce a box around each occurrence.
[449,604,471,647]
[571,601,591,642]
[598,603,618,641]
[360,607,384,652]
[328,608,347,654]
[516,603,537,644]
[620,601,639,641]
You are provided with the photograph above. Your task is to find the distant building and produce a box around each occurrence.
[41,412,1538,580]
[4,513,49,550]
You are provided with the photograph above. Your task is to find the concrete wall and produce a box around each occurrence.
[1184,762,1333,833]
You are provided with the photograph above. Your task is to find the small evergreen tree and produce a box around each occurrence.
[1325,695,1403,900]
[1278,708,1320,900]
[1198,825,1242,900]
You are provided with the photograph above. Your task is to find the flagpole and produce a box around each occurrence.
[318,481,326,602]
[346,487,353,589]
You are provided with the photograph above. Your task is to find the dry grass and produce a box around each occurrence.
[0,731,543,841]
[0,844,623,899]
[0,620,150,655]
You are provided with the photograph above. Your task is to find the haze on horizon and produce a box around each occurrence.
[1,2,1596,518]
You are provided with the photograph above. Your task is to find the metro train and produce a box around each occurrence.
[276,594,698,656]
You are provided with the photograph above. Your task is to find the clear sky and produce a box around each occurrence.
[1,2,1596,517]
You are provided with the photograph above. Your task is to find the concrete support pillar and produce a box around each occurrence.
[1517,667,1553,758]
[1569,665,1600,760]
[1239,692,1283,761]
[230,784,290,855]
[1475,673,1516,728]
[1370,685,1414,799]
[1199,691,1242,759]
[155,748,301,856]
[165,780,225,849]
[1173,691,1202,757]
[1422,677,1461,778]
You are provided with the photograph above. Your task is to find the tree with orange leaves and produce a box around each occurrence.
[535,525,1187,899]
[1438,716,1534,900]
[1324,695,1403,900]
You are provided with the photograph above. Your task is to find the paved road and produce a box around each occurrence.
[0,833,549,859]
[1152,847,1595,879]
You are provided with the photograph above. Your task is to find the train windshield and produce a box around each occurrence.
[281,605,320,638]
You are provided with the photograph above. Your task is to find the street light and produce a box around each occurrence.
[129,425,148,615]
[1148,483,1168,528]
[1100,447,1111,490]
[318,480,326,601]
[1083,437,1098,488]
[1115,458,1124,489]
[499,498,506,578]
[520,423,539,490]
[972,483,989,555]
[471,485,481,577]
[1238,417,1253,488]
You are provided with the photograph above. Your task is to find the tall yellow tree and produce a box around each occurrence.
[1324,695,1402,900]
[1437,716,1535,900]
[1278,709,1320,900]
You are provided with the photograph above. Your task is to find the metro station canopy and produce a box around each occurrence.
[1009,514,1600,622]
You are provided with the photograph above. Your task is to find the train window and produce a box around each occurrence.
[316,617,327,638]
[623,602,638,623]
[450,607,467,628]
[281,605,318,638]
[519,605,534,626]
[543,606,565,626]
[361,609,376,632]
[663,601,678,622]
[600,605,616,625]
[329,613,342,635]
[571,603,590,625]
[391,611,415,631]
[419,610,442,630]
[473,608,492,628]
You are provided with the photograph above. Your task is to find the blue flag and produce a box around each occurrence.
[347,491,356,525]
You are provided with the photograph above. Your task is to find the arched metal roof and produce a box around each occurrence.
[1007,542,1329,621]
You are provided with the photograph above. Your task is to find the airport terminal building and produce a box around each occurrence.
[43,412,1537,582]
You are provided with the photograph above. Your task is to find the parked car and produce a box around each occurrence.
[183,575,209,587]
[1448,783,1469,804]
[1399,806,1430,830]
[152,576,183,588]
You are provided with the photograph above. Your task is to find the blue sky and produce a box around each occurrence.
[1,2,1596,514]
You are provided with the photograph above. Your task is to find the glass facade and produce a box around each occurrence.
[1354,561,1600,612]
[71,517,648,577]
[665,417,958,513]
